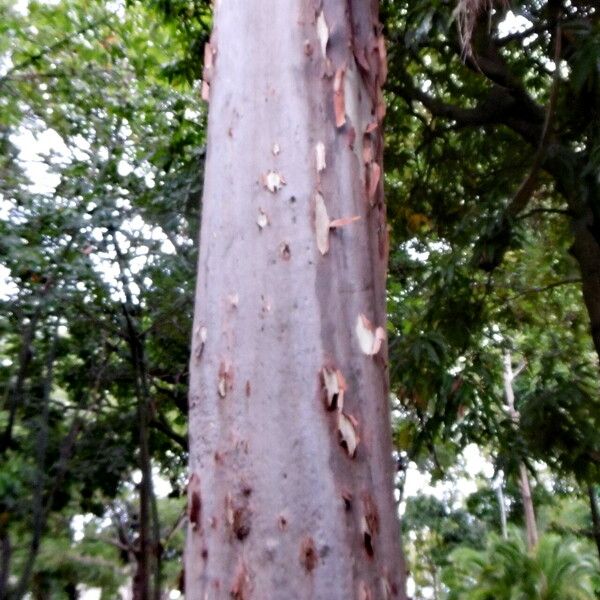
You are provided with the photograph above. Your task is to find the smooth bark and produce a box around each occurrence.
[502,352,538,550]
[186,1,406,598]
[495,482,508,540]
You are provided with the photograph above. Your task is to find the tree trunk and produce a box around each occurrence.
[570,208,600,366]
[1,311,40,454]
[186,1,406,598]
[495,481,507,540]
[517,463,538,551]
[588,485,600,567]
[116,240,162,600]
[13,330,58,600]
[502,352,538,551]
[0,529,10,599]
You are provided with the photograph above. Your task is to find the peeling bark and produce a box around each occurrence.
[186,1,406,598]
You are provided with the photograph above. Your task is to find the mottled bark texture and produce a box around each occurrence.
[185,1,406,598]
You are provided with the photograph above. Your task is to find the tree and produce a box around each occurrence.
[401,494,487,599]
[386,0,600,366]
[443,529,598,599]
[379,0,600,572]
[0,1,202,596]
[185,1,406,598]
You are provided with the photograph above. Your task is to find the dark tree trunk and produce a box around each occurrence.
[185,0,407,598]
[1,311,40,454]
[570,208,600,366]
[13,330,57,600]
[116,239,162,600]
[588,485,600,567]
[0,529,10,599]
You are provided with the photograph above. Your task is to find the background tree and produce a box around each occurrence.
[0,0,205,596]
[382,0,600,587]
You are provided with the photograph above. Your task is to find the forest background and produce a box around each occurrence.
[0,0,599,598]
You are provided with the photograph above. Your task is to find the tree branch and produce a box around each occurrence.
[504,19,562,220]
[517,207,572,220]
[150,416,187,452]
[506,277,581,301]
[0,17,109,87]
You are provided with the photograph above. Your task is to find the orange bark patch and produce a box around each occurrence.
[377,35,388,84]
[188,473,202,531]
[361,494,379,557]
[300,537,318,572]
[230,560,251,600]
[315,192,361,255]
[333,67,346,128]
[225,493,251,541]
[330,215,361,229]
[354,44,370,72]
[367,162,381,203]
[201,42,216,103]
[358,581,373,600]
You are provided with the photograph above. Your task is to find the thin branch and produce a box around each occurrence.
[517,207,571,220]
[150,416,187,452]
[512,360,527,379]
[162,507,187,546]
[506,277,582,301]
[504,19,563,220]
[90,536,132,553]
[0,17,110,87]
[392,80,504,128]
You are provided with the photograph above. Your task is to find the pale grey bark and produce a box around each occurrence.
[495,480,507,540]
[186,1,406,598]
[502,351,538,550]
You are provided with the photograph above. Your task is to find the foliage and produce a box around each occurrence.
[444,528,598,599]
[0,0,205,595]
[383,0,600,488]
